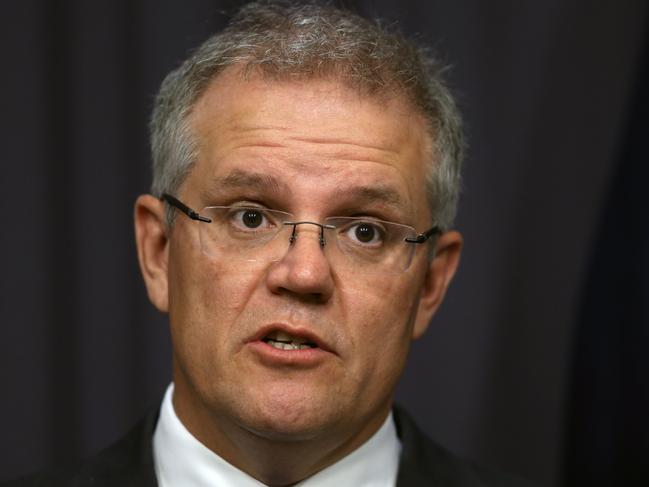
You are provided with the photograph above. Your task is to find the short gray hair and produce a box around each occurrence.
[150,1,464,229]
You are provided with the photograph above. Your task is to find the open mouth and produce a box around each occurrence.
[262,330,318,351]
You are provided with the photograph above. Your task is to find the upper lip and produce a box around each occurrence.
[247,323,335,354]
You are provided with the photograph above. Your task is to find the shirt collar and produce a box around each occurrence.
[153,383,401,487]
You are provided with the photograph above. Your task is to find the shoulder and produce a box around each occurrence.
[393,405,535,487]
[1,411,159,487]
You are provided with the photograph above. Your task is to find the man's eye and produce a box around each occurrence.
[230,208,272,231]
[242,209,263,228]
[344,221,384,246]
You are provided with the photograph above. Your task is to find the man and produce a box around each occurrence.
[6,2,528,486]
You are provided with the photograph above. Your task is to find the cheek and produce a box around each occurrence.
[336,278,419,406]
[166,239,261,356]
[340,275,420,364]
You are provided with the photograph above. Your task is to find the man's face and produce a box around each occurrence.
[137,69,460,454]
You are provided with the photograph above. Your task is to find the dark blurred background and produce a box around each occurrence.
[1,1,647,485]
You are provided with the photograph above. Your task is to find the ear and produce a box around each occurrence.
[134,194,169,312]
[411,230,462,340]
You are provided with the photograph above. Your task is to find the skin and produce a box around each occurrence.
[134,68,462,486]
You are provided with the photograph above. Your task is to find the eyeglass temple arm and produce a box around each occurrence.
[160,193,212,223]
[404,226,441,244]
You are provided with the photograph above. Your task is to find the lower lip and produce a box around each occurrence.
[247,340,332,367]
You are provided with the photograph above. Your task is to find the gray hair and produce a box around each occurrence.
[150,1,463,229]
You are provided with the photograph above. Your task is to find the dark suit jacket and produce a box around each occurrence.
[3,406,530,486]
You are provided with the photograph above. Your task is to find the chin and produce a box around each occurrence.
[235,387,342,442]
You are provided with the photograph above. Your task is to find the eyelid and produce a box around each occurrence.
[343,207,407,223]
[216,200,269,209]
[226,198,294,213]
[344,217,386,228]
[342,215,394,228]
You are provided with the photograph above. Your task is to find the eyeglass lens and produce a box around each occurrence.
[196,206,419,274]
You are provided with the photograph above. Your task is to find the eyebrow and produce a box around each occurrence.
[330,184,404,209]
[208,169,289,194]
[206,169,405,212]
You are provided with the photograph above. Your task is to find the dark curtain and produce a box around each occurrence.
[1,1,647,485]
[563,18,649,486]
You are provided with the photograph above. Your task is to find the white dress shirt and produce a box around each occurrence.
[153,384,401,486]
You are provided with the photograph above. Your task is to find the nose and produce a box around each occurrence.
[265,222,334,302]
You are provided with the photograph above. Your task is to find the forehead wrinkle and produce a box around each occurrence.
[217,129,401,161]
[288,135,400,156]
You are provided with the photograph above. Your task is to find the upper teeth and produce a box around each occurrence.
[264,330,316,350]
[267,340,313,350]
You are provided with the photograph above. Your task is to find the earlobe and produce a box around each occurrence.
[411,230,463,340]
[134,194,170,313]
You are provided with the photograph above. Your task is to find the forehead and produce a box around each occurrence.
[186,68,432,219]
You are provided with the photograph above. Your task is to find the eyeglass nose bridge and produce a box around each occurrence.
[283,221,336,247]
